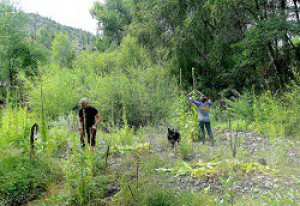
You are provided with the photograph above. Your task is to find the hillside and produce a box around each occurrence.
[0,0,299,205]
[26,13,97,51]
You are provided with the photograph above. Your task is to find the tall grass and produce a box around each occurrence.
[225,87,300,138]
[0,105,33,149]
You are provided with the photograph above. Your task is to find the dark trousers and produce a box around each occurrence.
[81,128,96,147]
[199,121,213,142]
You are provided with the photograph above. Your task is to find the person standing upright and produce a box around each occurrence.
[78,98,102,150]
[187,90,214,145]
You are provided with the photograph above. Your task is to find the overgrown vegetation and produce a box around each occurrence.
[0,0,299,205]
[225,84,300,139]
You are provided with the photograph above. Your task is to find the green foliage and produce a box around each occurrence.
[144,188,177,206]
[178,191,210,206]
[36,26,54,50]
[90,0,300,95]
[0,154,57,205]
[29,65,81,119]
[91,0,133,47]
[283,83,300,137]
[169,92,199,141]
[226,88,300,138]
[252,92,285,137]
[0,105,33,148]
[64,148,108,205]
[27,13,96,51]
[179,139,194,160]
[227,94,254,123]
[1,1,300,205]
[0,2,47,103]
[47,121,72,157]
[51,33,76,68]
[29,36,174,126]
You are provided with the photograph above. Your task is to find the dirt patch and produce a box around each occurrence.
[103,128,299,203]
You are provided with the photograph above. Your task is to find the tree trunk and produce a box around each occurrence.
[293,0,300,22]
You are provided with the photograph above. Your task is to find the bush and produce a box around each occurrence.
[0,105,35,148]
[226,88,300,138]
[29,37,175,127]
[226,93,254,123]
[283,83,300,137]
[28,65,81,119]
[168,92,199,141]
[0,154,56,205]
[64,147,109,205]
[179,139,194,160]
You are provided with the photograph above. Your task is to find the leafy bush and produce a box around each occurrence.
[179,139,194,160]
[0,105,35,148]
[0,154,57,205]
[168,92,199,141]
[28,65,81,119]
[29,37,175,127]
[283,83,300,137]
[64,148,109,205]
[226,88,300,138]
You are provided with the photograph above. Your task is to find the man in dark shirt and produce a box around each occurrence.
[78,98,102,150]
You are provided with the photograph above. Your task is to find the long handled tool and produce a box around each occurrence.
[90,127,96,146]
[81,109,86,148]
[80,131,85,148]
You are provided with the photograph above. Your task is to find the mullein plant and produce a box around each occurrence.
[0,104,33,152]
[169,90,198,142]
[64,146,91,205]
[0,106,60,204]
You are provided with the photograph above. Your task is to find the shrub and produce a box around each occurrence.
[283,83,300,138]
[0,154,56,205]
[179,139,194,160]
[0,105,34,148]
[226,88,300,138]
[28,65,81,119]
[29,37,175,127]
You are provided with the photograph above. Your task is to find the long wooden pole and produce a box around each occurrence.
[179,68,182,90]
[192,67,196,90]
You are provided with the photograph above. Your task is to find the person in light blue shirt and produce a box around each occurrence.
[187,90,214,145]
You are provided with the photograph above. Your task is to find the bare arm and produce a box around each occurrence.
[187,89,205,97]
[93,113,102,127]
[78,116,84,138]
[78,117,83,129]
[196,90,205,97]
[187,90,212,104]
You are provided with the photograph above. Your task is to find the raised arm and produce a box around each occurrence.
[187,92,202,107]
[198,91,212,106]
[188,90,212,106]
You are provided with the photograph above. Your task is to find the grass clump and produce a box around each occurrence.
[179,139,194,160]
[143,188,177,206]
[0,154,60,205]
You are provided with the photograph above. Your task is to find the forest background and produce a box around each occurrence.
[0,0,299,205]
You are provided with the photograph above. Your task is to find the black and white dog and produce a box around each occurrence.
[167,128,181,147]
